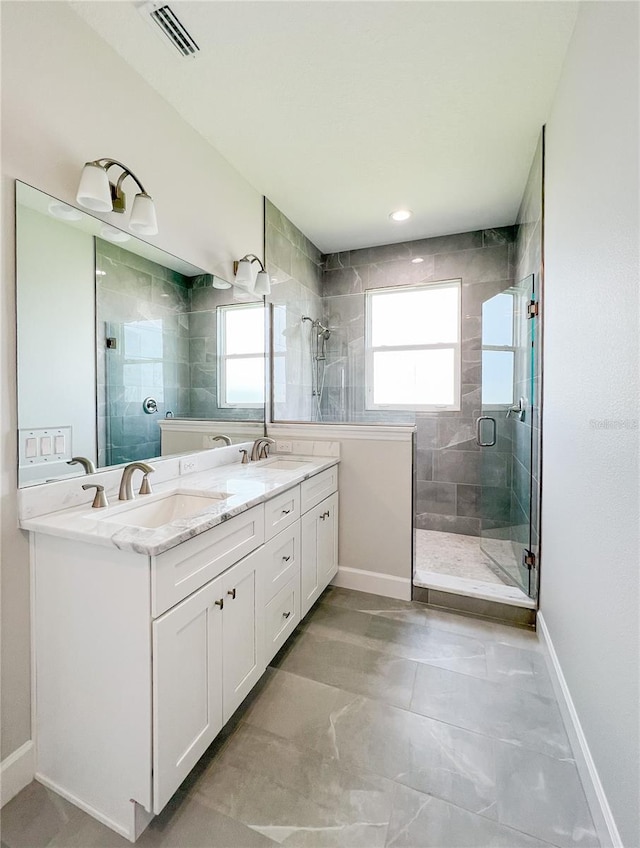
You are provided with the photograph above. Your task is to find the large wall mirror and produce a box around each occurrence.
[16,182,266,487]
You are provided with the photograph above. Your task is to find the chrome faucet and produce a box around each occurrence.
[118,461,155,501]
[67,456,96,474]
[250,437,275,461]
[210,434,232,446]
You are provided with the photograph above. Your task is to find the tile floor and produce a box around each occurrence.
[1,588,599,848]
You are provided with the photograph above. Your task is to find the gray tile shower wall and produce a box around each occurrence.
[323,228,516,535]
[96,239,192,466]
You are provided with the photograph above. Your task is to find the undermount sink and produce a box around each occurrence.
[93,492,230,529]
[261,460,308,471]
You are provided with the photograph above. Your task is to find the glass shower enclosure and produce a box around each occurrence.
[477,274,539,598]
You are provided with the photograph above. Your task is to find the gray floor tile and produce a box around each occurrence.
[495,745,599,847]
[320,587,415,613]
[385,783,552,848]
[486,642,555,697]
[243,668,499,818]
[273,629,418,709]
[193,723,395,846]
[303,604,489,678]
[136,792,278,847]
[1,780,86,848]
[411,662,572,759]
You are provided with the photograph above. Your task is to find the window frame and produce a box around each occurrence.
[217,302,265,409]
[364,279,462,412]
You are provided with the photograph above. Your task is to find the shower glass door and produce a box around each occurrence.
[478,276,536,596]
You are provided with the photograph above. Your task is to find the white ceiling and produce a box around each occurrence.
[70,1,578,253]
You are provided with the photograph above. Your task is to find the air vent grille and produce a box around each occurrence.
[149,4,199,58]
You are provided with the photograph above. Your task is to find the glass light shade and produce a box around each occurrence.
[129,192,158,235]
[254,270,271,296]
[234,259,256,292]
[76,162,112,212]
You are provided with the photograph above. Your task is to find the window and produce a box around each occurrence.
[365,280,461,411]
[217,303,265,408]
[481,292,515,405]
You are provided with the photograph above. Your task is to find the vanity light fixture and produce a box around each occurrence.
[211,275,232,290]
[389,209,412,222]
[76,158,158,235]
[233,254,271,296]
[411,257,424,264]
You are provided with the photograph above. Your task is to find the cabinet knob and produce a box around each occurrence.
[227,588,236,599]
[214,598,224,609]
[281,508,292,515]
[282,611,291,619]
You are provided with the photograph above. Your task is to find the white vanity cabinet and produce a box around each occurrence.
[152,545,264,813]
[29,460,339,842]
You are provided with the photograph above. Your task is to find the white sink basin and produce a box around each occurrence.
[262,460,307,471]
[94,492,230,529]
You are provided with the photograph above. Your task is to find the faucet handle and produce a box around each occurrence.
[258,443,271,459]
[82,483,108,509]
[239,449,249,464]
[139,474,153,495]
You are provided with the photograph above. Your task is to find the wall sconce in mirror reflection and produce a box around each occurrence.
[76,158,158,235]
[233,254,271,296]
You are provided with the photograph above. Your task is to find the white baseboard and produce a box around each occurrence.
[537,613,622,848]
[1,740,35,807]
[331,566,412,601]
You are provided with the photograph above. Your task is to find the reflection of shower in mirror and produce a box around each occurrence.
[302,316,333,420]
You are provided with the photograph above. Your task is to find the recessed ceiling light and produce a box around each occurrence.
[411,257,424,264]
[389,209,412,222]
[48,201,82,222]
[100,224,131,243]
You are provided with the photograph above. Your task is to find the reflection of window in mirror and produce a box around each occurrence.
[217,303,265,408]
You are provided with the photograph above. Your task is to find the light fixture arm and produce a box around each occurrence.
[87,158,149,213]
[233,254,266,275]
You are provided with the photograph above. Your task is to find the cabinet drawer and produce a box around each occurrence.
[262,522,300,603]
[300,466,338,514]
[264,486,300,541]
[152,505,265,617]
[264,574,300,665]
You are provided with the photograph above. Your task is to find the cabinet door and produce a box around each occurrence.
[152,576,224,814]
[222,548,266,723]
[318,492,339,586]
[301,494,339,617]
[301,504,321,617]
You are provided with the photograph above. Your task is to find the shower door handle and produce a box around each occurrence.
[476,416,496,447]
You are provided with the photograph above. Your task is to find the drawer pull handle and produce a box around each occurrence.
[281,508,292,515]
[320,510,330,520]
[214,599,224,609]
[283,611,291,619]
[282,555,291,562]
[227,588,236,599]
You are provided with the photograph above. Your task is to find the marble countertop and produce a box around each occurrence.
[19,455,339,557]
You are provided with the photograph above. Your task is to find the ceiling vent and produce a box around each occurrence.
[139,2,200,58]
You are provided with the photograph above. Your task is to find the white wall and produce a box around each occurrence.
[267,425,414,599]
[0,1,262,766]
[542,3,639,846]
[17,207,96,482]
